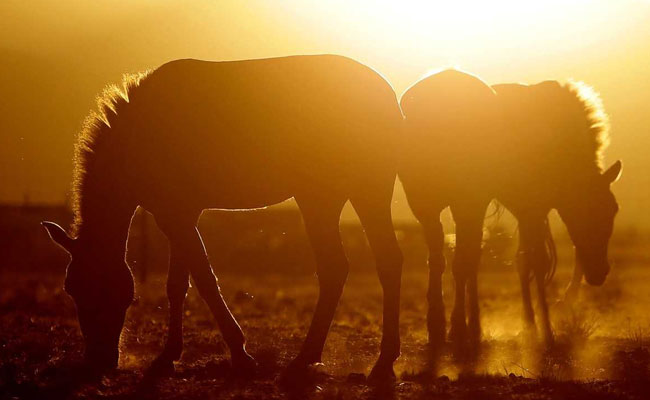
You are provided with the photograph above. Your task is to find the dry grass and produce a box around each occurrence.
[555,309,599,346]
[2,234,650,399]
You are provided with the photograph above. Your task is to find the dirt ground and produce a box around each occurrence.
[2,237,650,399]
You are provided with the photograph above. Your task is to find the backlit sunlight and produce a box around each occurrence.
[274,0,632,78]
[2,2,650,398]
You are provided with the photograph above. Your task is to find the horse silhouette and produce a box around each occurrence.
[42,55,404,380]
[399,69,620,350]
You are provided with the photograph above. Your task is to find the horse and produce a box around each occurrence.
[42,54,404,380]
[398,69,621,351]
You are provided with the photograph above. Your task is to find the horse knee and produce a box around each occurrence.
[376,246,403,283]
[451,265,467,284]
[519,247,549,271]
[167,276,189,302]
[317,261,349,293]
[191,271,220,300]
[429,250,446,272]
[428,250,445,304]
[452,255,478,281]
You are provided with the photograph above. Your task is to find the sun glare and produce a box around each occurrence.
[272,0,627,87]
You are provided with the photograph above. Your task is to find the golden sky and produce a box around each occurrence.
[1,1,649,227]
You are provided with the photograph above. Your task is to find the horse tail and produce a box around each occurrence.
[519,216,557,285]
[543,216,557,285]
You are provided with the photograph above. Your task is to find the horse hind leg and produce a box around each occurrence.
[416,209,447,350]
[351,190,404,381]
[535,267,554,347]
[449,201,488,354]
[517,249,536,335]
[153,212,256,374]
[287,194,348,371]
[148,243,190,376]
[518,217,554,346]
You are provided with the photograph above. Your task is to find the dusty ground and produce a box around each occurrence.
[2,236,650,399]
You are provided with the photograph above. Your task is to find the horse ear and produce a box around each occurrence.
[42,221,75,253]
[602,160,622,184]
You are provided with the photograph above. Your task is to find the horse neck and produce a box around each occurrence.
[552,161,601,197]
[76,181,135,255]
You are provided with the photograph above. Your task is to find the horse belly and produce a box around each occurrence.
[194,167,296,210]
[138,149,297,211]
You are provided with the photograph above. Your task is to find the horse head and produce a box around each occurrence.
[557,160,622,286]
[42,221,134,371]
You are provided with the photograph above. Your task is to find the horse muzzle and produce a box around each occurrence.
[584,269,608,286]
[577,248,610,286]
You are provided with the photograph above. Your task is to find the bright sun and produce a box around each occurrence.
[274,0,622,83]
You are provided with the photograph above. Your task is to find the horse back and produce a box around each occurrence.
[493,81,567,182]
[399,69,500,200]
[123,55,402,210]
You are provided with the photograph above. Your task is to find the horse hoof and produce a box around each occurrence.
[280,361,326,387]
[231,352,257,377]
[367,363,396,385]
[289,359,325,374]
[427,329,446,350]
[146,357,175,377]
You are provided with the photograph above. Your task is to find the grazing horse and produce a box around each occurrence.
[42,55,404,379]
[399,69,620,350]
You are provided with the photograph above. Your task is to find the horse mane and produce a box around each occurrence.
[71,71,151,236]
[560,80,610,170]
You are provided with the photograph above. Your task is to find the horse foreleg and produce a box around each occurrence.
[288,196,348,371]
[449,203,486,353]
[518,218,554,346]
[517,251,536,333]
[535,264,554,346]
[159,215,255,374]
[423,218,446,349]
[466,271,480,347]
[352,194,403,381]
[149,255,190,375]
